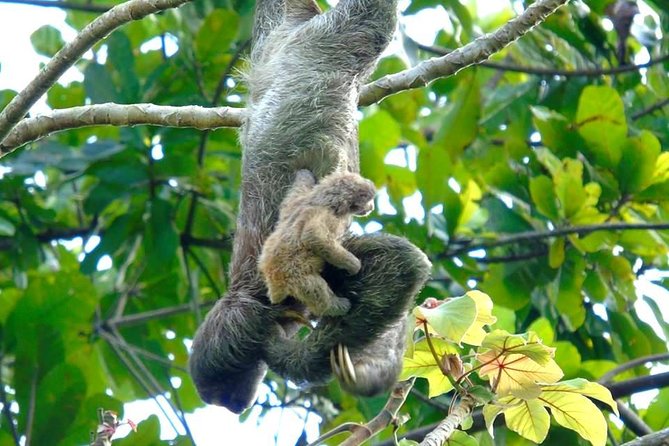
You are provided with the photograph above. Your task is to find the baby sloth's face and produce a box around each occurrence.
[349,184,376,217]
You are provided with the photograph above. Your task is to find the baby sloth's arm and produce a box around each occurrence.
[302,216,361,275]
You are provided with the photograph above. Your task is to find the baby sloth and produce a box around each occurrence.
[259,170,376,317]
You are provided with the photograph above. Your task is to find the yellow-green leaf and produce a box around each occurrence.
[477,352,564,396]
[542,379,618,414]
[504,398,550,443]
[481,330,555,366]
[540,390,608,446]
[549,237,566,269]
[400,350,454,398]
[460,291,497,346]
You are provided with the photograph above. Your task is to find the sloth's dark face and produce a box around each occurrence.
[350,197,374,216]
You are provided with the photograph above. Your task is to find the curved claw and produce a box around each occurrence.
[330,343,357,387]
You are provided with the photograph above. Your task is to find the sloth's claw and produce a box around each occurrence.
[331,343,357,386]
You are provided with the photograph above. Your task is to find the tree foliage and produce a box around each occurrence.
[0,0,669,445]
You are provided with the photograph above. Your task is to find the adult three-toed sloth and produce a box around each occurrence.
[189,0,431,414]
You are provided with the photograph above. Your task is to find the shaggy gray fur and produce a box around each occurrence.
[189,0,431,414]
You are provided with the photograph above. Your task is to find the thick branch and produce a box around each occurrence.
[0,103,244,154]
[445,222,669,257]
[419,395,476,446]
[0,0,194,145]
[359,0,569,105]
[621,428,669,446]
[0,0,110,12]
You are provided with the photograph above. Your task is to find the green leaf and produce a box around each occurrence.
[143,198,179,276]
[576,85,627,169]
[446,430,478,446]
[414,294,477,345]
[549,254,586,330]
[84,63,118,103]
[529,175,559,220]
[553,159,585,219]
[531,106,582,158]
[548,237,566,269]
[30,25,65,57]
[432,75,481,160]
[646,388,669,430]
[107,31,140,102]
[618,131,661,193]
[196,9,240,61]
[114,415,162,446]
[30,364,86,445]
[0,216,15,236]
[360,110,401,184]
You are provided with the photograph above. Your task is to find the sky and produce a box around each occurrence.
[1,0,667,445]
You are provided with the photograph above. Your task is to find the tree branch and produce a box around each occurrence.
[0,0,110,12]
[359,0,569,106]
[445,222,669,257]
[0,227,231,252]
[419,395,476,446]
[601,353,669,383]
[416,43,669,78]
[621,428,669,446]
[0,0,195,146]
[110,301,216,327]
[0,358,20,446]
[0,103,244,154]
[631,98,669,121]
[339,379,415,446]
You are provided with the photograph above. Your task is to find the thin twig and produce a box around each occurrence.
[417,43,669,78]
[0,357,20,446]
[631,98,669,121]
[25,370,38,446]
[339,379,415,446]
[0,227,231,252]
[187,247,223,297]
[600,353,669,383]
[111,301,216,327]
[182,247,203,326]
[445,222,669,257]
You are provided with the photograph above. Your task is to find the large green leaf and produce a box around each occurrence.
[30,25,65,57]
[195,9,240,61]
[576,85,627,169]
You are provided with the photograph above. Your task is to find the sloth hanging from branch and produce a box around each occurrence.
[189,0,431,414]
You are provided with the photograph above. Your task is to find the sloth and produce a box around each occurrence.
[189,0,431,414]
[258,170,376,317]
